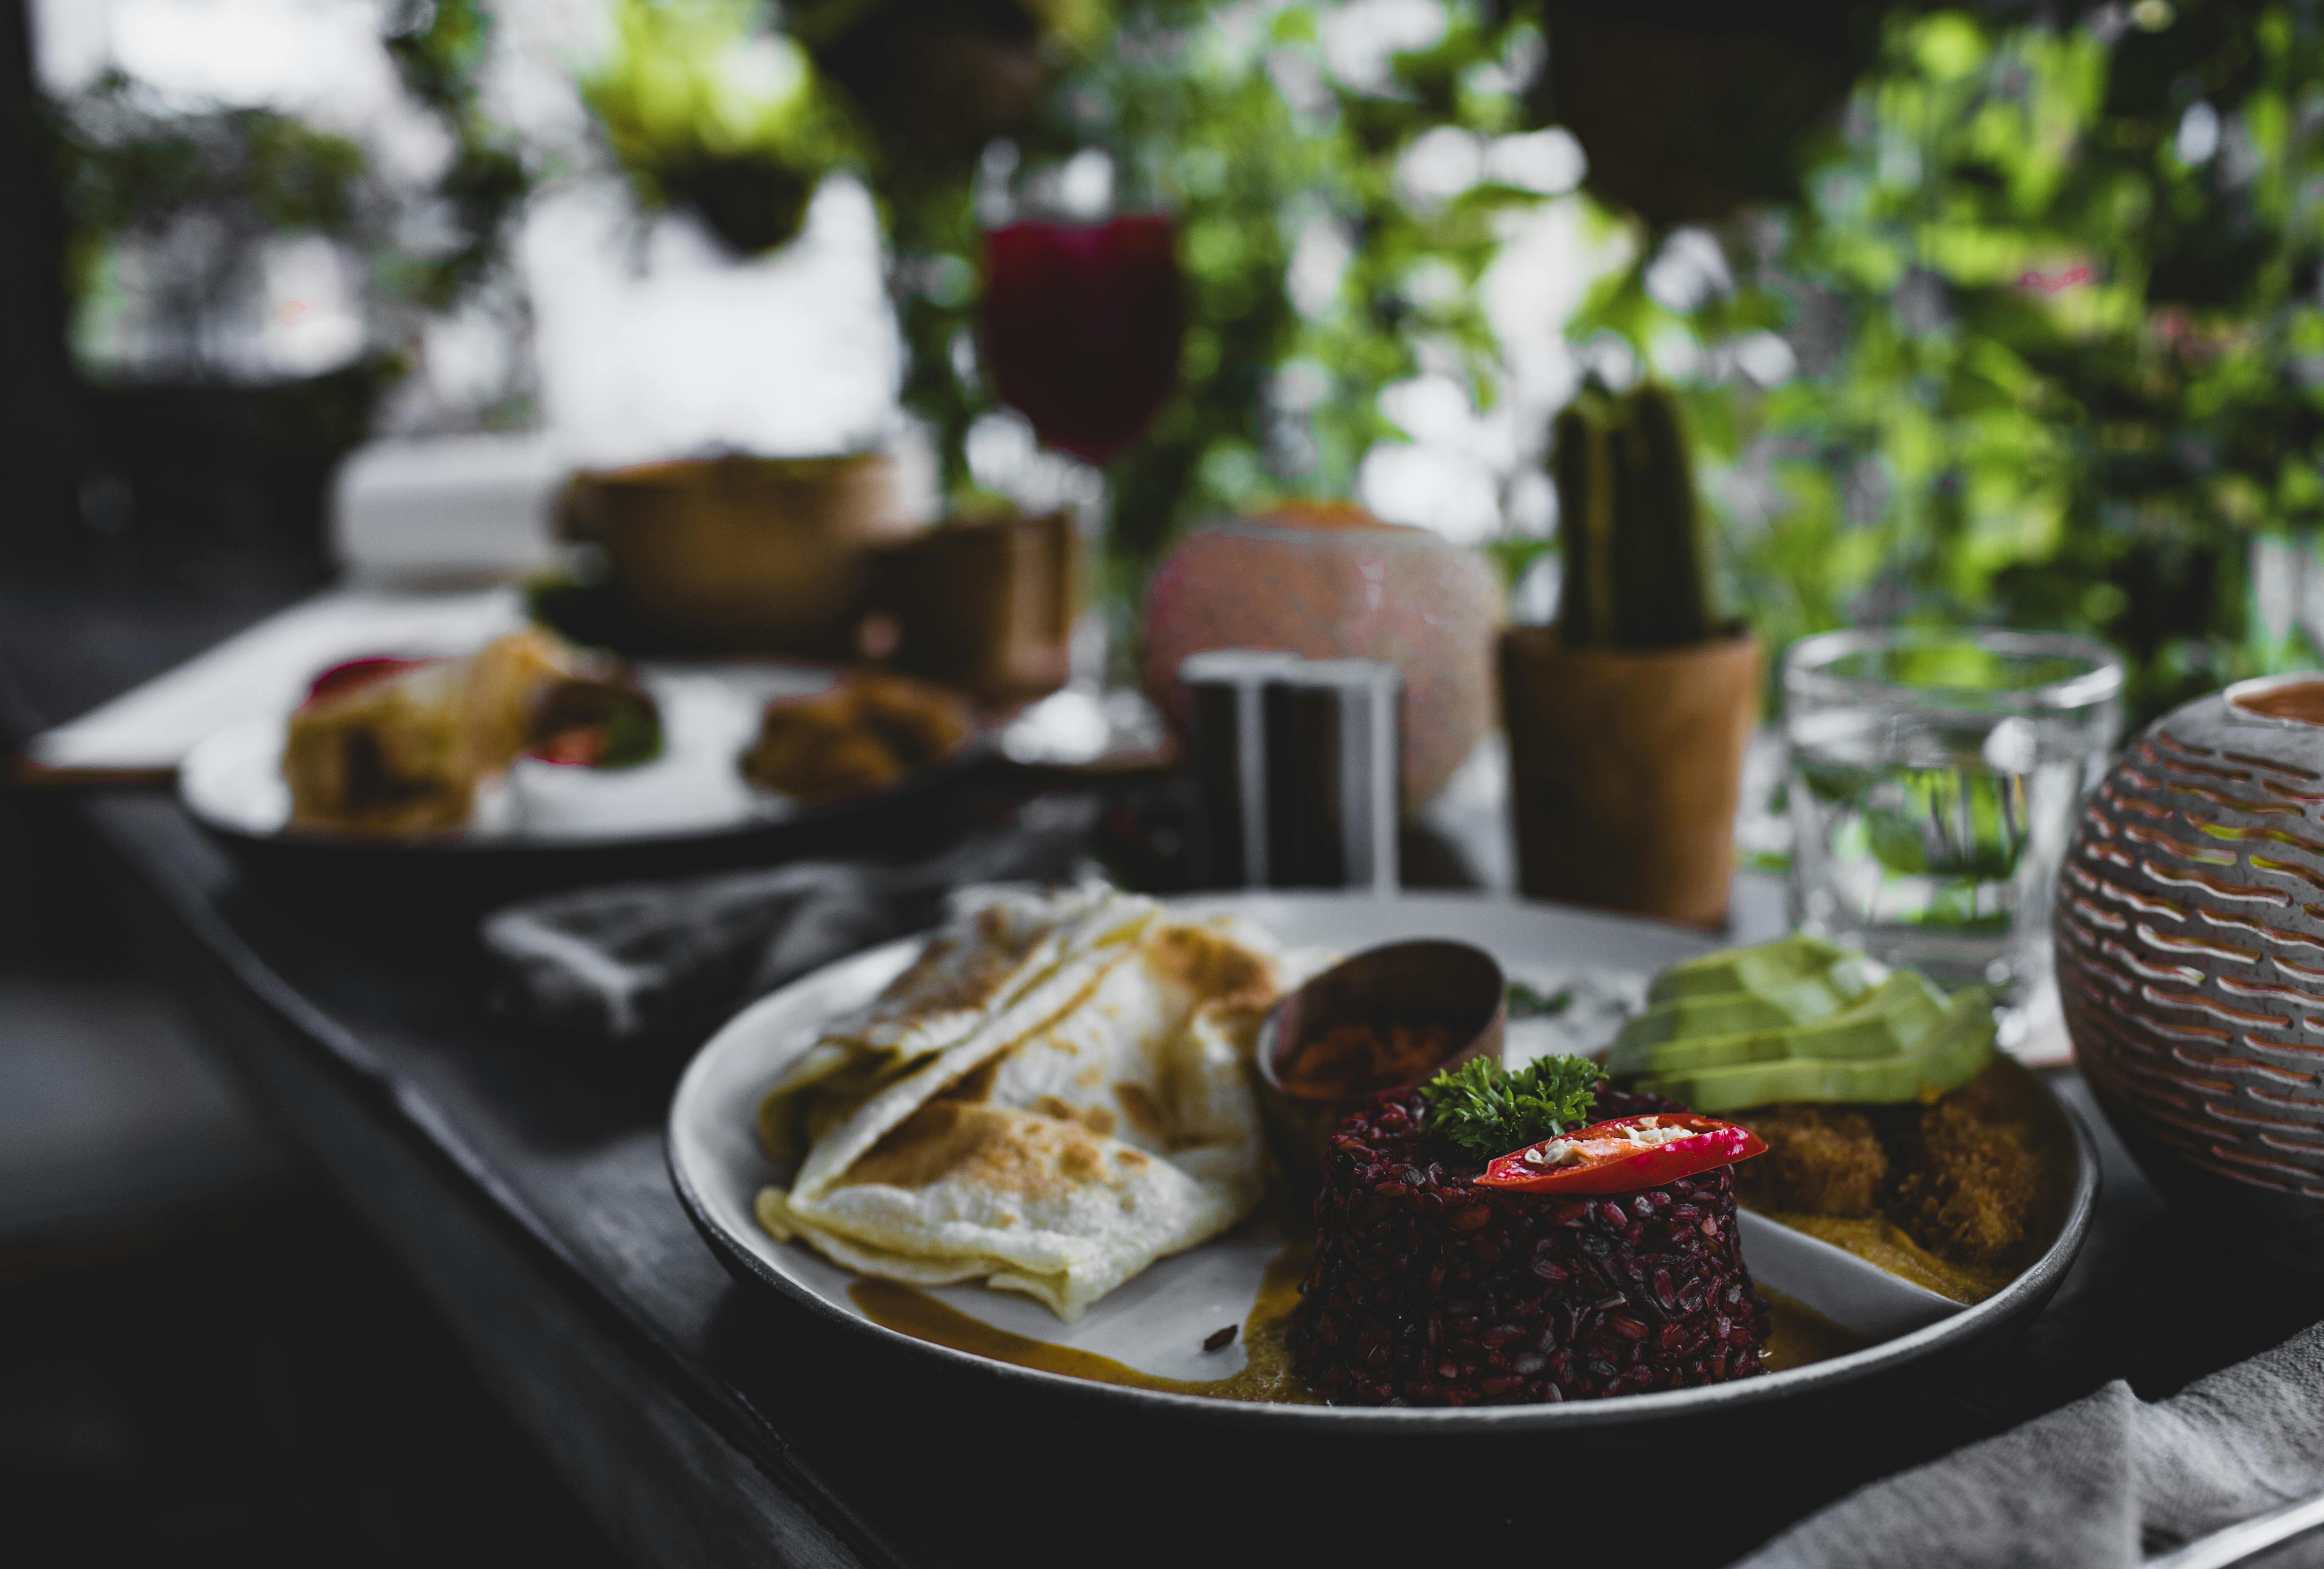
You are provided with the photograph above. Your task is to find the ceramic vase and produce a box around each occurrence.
[2060,673,2324,1261]
[1140,508,1504,809]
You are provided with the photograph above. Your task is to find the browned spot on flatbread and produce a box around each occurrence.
[1030,1095,1119,1137]
[1114,1081,1168,1141]
[877,935,958,999]
[940,1056,1004,1104]
[842,1102,1115,1201]
[1146,923,1277,1010]
[875,913,1045,1017]
[843,1102,1013,1192]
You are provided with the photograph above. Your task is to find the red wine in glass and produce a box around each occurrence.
[983,214,1184,466]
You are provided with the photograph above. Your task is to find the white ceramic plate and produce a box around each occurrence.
[669,893,2071,1426]
[182,661,856,846]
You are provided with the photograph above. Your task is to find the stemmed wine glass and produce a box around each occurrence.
[981,164,1184,766]
[983,212,1184,468]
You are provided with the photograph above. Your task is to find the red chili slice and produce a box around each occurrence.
[529,726,607,766]
[1474,1112,1767,1196]
[305,656,427,706]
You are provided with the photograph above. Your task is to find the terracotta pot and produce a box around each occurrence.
[1500,626,1761,928]
[563,455,918,655]
[876,511,1078,702]
[2060,674,2324,1265]
[1141,507,1505,809]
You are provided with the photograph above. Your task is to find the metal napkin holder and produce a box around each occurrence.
[1180,649,1400,894]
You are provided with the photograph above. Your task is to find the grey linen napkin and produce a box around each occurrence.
[481,795,1097,1048]
[1735,1322,2324,1569]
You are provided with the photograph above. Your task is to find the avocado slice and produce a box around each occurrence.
[1635,990,1998,1114]
[1609,968,1869,1067]
[1610,971,1950,1077]
[1647,934,1867,1005]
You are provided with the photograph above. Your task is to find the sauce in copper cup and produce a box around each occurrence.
[1254,939,1506,1186]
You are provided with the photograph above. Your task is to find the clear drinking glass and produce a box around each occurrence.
[1783,629,2124,1032]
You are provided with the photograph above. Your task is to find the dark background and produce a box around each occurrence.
[0,1,623,1561]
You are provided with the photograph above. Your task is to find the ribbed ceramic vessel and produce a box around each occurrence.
[2060,673,2324,1260]
[1141,508,1504,808]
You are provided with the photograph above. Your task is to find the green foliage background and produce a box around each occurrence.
[54,0,528,383]
[1581,1,2324,721]
[873,0,1558,577]
[595,0,2324,721]
[585,0,1561,585]
[58,0,2324,725]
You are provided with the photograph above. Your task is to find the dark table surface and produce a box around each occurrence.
[8,549,2322,1569]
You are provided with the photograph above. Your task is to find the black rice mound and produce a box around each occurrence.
[1288,1086,1769,1406]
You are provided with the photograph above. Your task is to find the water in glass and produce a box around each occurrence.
[1784,630,2122,1034]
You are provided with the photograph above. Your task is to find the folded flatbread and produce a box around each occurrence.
[755,886,1296,1320]
[281,627,583,835]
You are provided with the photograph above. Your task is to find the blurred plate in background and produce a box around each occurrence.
[177,661,991,910]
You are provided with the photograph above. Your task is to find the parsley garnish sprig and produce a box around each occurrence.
[1420,1055,1601,1162]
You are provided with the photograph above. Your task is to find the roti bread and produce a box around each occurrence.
[755,886,1300,1319]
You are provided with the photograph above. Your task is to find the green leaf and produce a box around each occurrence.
[1420,1055,1600,1162]
[1506,982,1573,1019]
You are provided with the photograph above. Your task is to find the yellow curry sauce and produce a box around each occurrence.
[849,1235,1869,1400]
[1757,1288,1871,1371]
[850,1228,1319,1403]
[1758,1214,2007,1305]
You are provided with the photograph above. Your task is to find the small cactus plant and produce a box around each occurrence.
[1551,379,1717,649]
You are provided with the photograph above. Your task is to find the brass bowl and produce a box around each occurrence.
[1253,939,1505,1185]
[562,454,919,655]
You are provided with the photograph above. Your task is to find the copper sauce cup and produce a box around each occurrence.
[1254,939,1506,1187]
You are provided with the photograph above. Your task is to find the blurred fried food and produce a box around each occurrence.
[740,671,972,805]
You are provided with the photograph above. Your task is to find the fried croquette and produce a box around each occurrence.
[1893,1092,2043,1270]
[1724,1064,2052,1274]
[740,674,971,805]
[1734,1104,1891,1217]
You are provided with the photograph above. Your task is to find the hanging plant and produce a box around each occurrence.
[1531,0,1880,229]
[50,0,531,381]
[584,0,867,256]
[1574,3,2324,723]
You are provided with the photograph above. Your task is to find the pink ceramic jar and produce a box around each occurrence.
[1141,506,1504,808]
